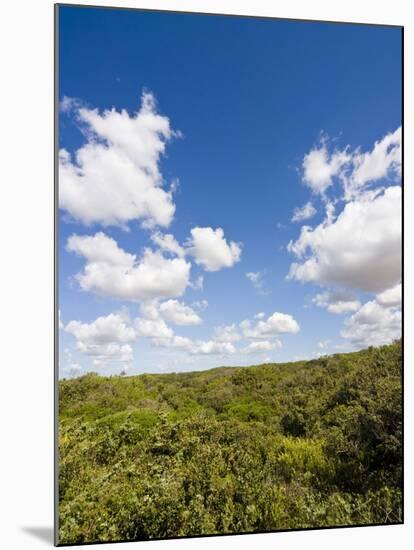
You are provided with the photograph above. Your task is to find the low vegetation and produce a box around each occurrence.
[58,340,402,544]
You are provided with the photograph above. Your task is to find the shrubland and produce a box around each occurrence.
[58,340,402,544]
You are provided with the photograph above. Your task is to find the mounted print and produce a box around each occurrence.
[55,4,403,546]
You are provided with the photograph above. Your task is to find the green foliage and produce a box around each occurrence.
[58,340,402,544]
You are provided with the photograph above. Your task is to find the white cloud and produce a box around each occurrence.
[213,324,242,343]
[193,299,208,311]
[291,202,317,223]
[138,300,160,321]
[317,339,331,349]
[376,283,402,308]
[150,232,185,257]
[241,340,281,354]
[152,335,194,353]
[312,289,361,314]
[65,312,136,366]
[346,127,402,199]
[61,363,83,378]
[246,271,268,294]
[153,335,236,355]
[341,299,401,348]
[301,128,401,201]
[158,299,202,326]
[302,142,350,194]
[67,232,191,300]
[186,227,242,272]
[138,298,202,326]
[60,95,81,113]
[189,275,204,291]
[65,312,136,345]
[59,91,176,228]
[254,312,265,320]
[241,312,300,339]
[135,317,173,339]
[195,341,236,355]
[288,186,401,293]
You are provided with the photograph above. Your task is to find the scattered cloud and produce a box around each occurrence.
[65,312,136,366]
[61,363,83,378]
[59,95,81,113]
[138,298,202,326]
[59,91,176,228]
[240,312,300,339]
[213,324,242,343]
[194,341,236,355]
[291,202,317,223]
[302,141,350,194]
[341,299,401,348]
[241,340,281,354]
[193,299,208,311]
[186,227,242,272]
[158,299,202,326]
[246,271,268,294]
[317,339,331,349]
[287,186,401,293]
[67,232,191,300]
[153,335,236,355]
[345,127,402,200]
[376,282,401,308]
[135,317,173,339]
[254,312,265,320]
[301,127,401,201]
[189,275,204,291]
[150,232,185,257]
[152,335,194,352]
[312,289,361,314]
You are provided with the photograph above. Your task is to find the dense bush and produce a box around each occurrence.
[58,340,402,544]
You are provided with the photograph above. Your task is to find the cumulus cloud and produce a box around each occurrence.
[345,127,402,200]
[150,232,185,257]
[376,283,402,308]
[65,312,136,366]
[312,289,361,314]
[241,340,281,354]
[59,91,176,228]
[194,341,236,355]
[138,298,202,326]
[301,127,401,200]
[302,142,350,194]
[158,299,202,326]
[287,186,401,293]
[240,312,300,339]
[152,335,194,352]
[186,227,242,272]
[291,202,317,223]
[135,317,173,339]
[213,324,242,343]
[341,299,401,348]
[153,335,236,355]
[67,232,191,300]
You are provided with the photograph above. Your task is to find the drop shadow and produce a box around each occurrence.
[21,526,54,545]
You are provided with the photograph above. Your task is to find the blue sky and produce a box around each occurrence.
[58,6,402,377]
